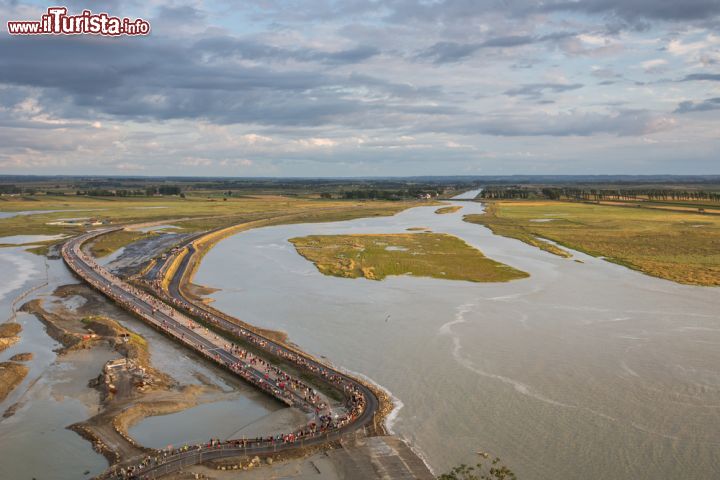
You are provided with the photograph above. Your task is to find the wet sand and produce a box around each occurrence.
[0,361,28,403]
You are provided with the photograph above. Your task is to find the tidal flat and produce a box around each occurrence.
[195,194,720,479]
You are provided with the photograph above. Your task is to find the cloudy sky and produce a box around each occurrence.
[1,0,719,176]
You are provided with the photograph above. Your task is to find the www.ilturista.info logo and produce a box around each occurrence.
[7,7,150,36]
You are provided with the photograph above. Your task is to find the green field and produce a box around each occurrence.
[88,230,156,258]
[289,233,528,282]
[465,201,720,286]
[0,195,421,254]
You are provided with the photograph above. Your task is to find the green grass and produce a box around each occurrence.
[464,200,720,286]
[289,233,528,282]
[0,195,420,244]
[88,230,156,258]
[464,203,572,258]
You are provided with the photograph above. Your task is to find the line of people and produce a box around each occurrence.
[64,233,370,480]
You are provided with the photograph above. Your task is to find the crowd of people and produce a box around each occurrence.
[63,235,327,413]
[63,232,373,480]
[148,248,368,410]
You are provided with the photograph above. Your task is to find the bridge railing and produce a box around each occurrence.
[103,431,335,479]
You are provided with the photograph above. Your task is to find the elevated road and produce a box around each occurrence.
[61,227,381,479]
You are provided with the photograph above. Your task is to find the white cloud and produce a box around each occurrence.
[667,34,720,57]
[181,156,214,167]
[219,158,253,167]
[115,162,146,171]
[239,133,272,144]
[295,138,338,148]
[641,59,668,73]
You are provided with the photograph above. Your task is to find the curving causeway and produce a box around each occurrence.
[62,226,389,479]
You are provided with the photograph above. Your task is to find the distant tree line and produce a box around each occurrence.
[339,187,443,200]
[479,186,720,203]
[540,188,720,202]
[0,184,40,195]
[0,184,23,194]
[479,188,532,199]
[74,185,183,197]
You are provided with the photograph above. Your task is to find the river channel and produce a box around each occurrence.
[192,192,720,479]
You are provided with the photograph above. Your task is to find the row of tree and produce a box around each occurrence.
[541,188,720,202]
[479,188,532,199]
[479,186,720,203]
[339,188,442,200]
[0,185,20,194]
[72,186,184,197]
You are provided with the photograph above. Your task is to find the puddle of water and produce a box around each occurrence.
[0,234,67,244]
[129,395,297,449]
[0,209,106,219]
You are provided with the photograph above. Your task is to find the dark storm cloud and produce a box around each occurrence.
[0,34,669,140]
[675,97,720,113]
[0,36,440,128]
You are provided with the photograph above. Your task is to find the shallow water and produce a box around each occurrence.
[0,233,67,244]
[452,189,481,200]
[194,191,720,479]
[0,208,106,219]
[0,344,113,480]
[129,396,304,449]
[0,243,291,478]
[0,251,110,479]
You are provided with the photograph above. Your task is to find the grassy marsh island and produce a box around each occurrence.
[465,201,720,286]
[435,206,463,214]
[289,233,528,282]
